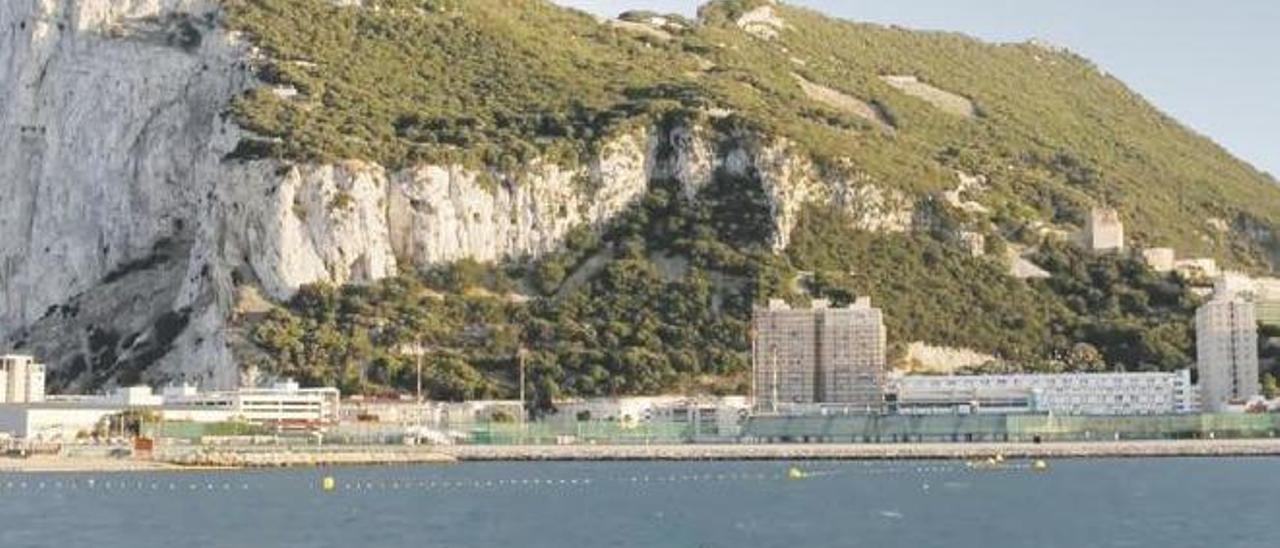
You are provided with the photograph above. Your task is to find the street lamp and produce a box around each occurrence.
[396,340,430,434]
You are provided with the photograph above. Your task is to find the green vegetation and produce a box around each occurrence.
[791,207,1200,371]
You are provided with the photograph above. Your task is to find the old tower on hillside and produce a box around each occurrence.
[1084,207,1125,253]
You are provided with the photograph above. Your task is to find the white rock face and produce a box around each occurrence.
[0,0,250,389]
[722,139,913,250]
[388,132,655,268]
[217,161,399,301]
[736,2,787,40]
[905,342,996,373]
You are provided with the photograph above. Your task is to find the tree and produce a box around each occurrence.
[1262,373,1279,399]
[1067,342,1106,372]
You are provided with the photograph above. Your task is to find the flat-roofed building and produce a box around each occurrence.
[165,380,340,426]
[1196,294,1260,411]
[752,298,886,414]
[894,369,1195,416]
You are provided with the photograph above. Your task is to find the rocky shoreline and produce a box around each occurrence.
[160,449,457,468]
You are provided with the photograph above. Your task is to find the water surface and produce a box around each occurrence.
[0,458,1274,547]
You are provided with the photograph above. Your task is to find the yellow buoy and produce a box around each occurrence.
[1032,460,1049,472]
[787,467,809,480]
[321,476,336,491]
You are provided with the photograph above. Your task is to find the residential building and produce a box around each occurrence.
[1196,294,1260,411]
[893,369,1196,416]
[752,298,886,413]
[0,355,45,404]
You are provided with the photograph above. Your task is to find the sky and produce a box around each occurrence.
[554,0,1280,178]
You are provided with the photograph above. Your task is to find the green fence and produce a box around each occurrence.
[743,413,1280,443]
[144,421,271,441]
[465,421,697,445]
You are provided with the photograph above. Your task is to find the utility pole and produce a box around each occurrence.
[416,338,424,405]
[750,328,757,412]
[518,348,527,420]
[771,345,779,415]
[518,347,528,445]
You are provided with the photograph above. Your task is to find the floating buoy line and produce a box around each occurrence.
[0,459,1048,496]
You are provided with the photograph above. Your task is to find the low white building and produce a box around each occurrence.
[553,396,751,435]
[894,370,1196,415]
[0,404,122,440]
[165,380,340,426]
[339,398,523,427]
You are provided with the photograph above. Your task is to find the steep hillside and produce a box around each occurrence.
[1,0,1275,399]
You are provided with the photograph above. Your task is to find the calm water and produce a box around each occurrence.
[1,458,1276,548]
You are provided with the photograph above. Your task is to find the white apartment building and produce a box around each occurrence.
[894,369,1196,416]
[0,355,46,404]
[1196,294,1260,411]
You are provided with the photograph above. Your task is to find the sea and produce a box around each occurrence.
[0,457,1275,548]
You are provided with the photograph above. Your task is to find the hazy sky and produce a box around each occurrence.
[554,0,1279,178]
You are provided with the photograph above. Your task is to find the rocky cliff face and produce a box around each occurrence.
[1,0,248,390]
[0,0,914,392]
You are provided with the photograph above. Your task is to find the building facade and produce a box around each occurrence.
[752,299,886,413]
[893,369,1196,416]
[0,355,45,404]
[163,380,341,425]
[1196,295,1260,411]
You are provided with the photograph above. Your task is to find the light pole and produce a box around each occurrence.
[518,347,528,445]
[518,348,527,417]
[416,338,424,405]
[397,340,429,435]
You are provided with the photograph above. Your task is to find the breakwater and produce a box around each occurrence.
[160,449,456,468]
[437,439,1280,461]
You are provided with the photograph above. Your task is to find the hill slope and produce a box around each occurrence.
[1,0,1275,399]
